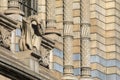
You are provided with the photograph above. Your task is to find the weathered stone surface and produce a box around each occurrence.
[1,0,120,80]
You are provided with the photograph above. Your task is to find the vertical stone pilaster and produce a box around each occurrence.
[80,0,92,80]
[62,0,77,80]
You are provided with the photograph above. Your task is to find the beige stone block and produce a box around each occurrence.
[106,52,116,60]
[73,61,81,68]
[73,17,80,24]
[106,9,116,16]
[106,16,115,23]
[56,7,63,15]
[105,37,115,45]
[98,0,105,8]
[73,31,80,38]
[90,0,105,8]
[91,48,106,59]
[91,48,97,55]
[52,70,63,80]
[38,0,45,5]
[91,26,105,36]
[106,1,115,9]
[73,39,80,46]
[55,42,63,51]
[91,41,97,48]
[73,46,80,53]
[90,4,105,15]
[107,67,116,74]
[73,2,80,9]
[73,9,80,17]
[0,0,8,12]
[73,24,80,31]
[91,63,106,73]
[90,18,105,29]
[56,0,63,7]
[53,56,63,66]
[38,5,46,13]
[105,23,115,30]
[38,13,46,19]
[91,33,105,44]
[90,0,96,4]
[90,11,105,22]
[56,15,63,22]
[56,22,63,29]
[105,30,115,37]
[91,41,105,51]
[106,45,116,52]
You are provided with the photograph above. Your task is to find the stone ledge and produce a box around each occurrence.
[0,47,57,80]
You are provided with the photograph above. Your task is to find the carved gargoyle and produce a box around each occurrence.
[19,15,54,68]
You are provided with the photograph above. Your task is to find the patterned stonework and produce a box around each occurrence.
[80,0,92,79]
[62,0,77,80]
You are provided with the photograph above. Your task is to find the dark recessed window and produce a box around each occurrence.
[19,0,38,17]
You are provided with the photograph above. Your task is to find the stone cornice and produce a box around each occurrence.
[0,47,57,80]
[0,13,19,31]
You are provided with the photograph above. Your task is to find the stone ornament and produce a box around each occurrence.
[0,26,11,49]
[19,15,45,52]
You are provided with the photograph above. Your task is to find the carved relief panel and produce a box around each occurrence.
[0,26,11,49]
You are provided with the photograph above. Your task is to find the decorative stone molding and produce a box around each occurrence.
[80,0,93,80]
[0,46,57,80]
[62,0,77,80]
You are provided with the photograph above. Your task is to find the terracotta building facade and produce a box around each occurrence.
[0,0,120,80]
